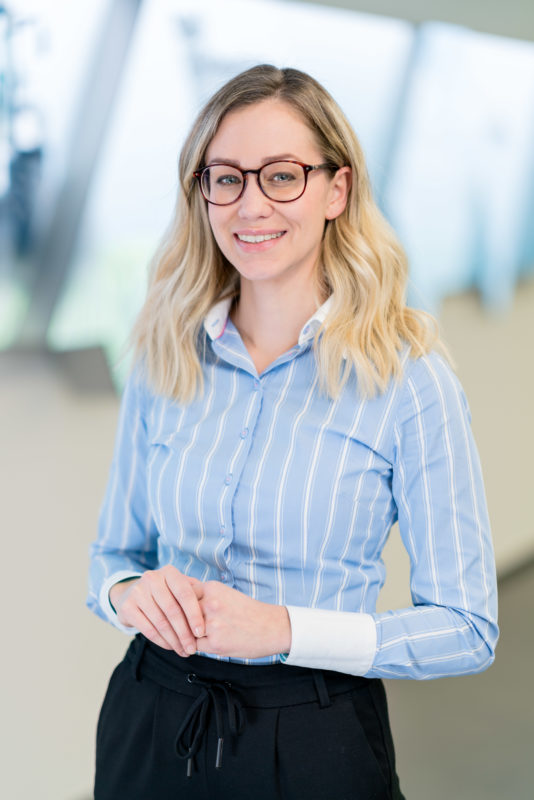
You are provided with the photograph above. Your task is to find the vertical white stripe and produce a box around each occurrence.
[194,369,238,552]
[423,357,467,610]
[175,362,218,549]
[274,372,319,605]
[153,404,186,539]
[437,358,491,625]
[300,397,340,566]
[100,382,134,548]
[392,424,417,561]
[246,360,298,599]
[332,379,400,610]
[146,395,172,537]
[310,400,366,607]
[213,380,259,572]
[352,381,402,603]
[407,376,440,604]
[119,410,141,550]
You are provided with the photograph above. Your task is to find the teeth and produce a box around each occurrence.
[237,232,284,243]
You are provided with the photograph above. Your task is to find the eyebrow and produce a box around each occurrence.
[205,154,301,167]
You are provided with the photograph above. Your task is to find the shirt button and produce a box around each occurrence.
[219,525,225,535]
[253,379,260,390]
[240,427,249,439]
[220,572,227,582]
[224,473,232,485]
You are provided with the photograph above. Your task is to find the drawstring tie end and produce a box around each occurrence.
[216,736,224,769]
[175,673,244,777]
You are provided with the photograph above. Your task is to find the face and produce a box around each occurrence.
[203,99,350,291]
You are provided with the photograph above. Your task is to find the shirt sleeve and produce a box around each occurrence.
[369,352,498,679]
[86,369,159,631]
[283,352,498,679]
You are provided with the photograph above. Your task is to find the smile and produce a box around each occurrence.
[236,232,285,243]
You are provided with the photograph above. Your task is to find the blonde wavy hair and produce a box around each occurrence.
[131,64,442,402]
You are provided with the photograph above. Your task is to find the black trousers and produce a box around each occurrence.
[95,635,405,800]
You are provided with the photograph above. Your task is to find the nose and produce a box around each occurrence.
[236,174,273,219]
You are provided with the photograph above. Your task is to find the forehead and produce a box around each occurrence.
[205,99,321,165]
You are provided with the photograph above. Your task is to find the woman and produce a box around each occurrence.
[88,64,498,800]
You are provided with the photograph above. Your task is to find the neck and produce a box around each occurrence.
[231,272,326,372]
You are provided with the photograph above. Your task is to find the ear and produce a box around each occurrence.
[325,166,352,221]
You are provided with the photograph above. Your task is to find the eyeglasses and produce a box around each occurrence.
[193,160,337,205]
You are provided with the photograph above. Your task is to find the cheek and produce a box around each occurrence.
[299,192,329,231]
[207,207,218,235]
[207,210,229,249]
[301,207,328,244]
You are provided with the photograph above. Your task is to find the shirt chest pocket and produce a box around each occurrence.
[147,429,230,539]
[148,428,225,477]
[147,431,207,500]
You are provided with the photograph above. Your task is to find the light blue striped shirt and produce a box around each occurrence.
[87,298,498,679]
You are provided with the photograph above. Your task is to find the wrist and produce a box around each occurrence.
[109,576,140,613]
[271,604,292,655]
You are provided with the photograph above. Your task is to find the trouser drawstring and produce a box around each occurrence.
[174,672,245,777]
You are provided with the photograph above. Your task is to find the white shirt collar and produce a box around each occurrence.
[203,297,233,340]
[203,295,334,344]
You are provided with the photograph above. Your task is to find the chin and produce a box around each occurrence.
[237,269,281,283]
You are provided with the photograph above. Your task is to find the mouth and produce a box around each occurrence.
[234,231,286,244]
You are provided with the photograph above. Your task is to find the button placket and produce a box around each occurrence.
[215,375,261,590]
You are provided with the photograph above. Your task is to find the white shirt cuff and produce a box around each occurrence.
[99,570,143,635]
[282,606,377,675]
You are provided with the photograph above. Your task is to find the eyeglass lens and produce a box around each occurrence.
[201,162,307,204]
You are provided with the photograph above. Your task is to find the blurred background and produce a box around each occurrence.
[1,0,532,797]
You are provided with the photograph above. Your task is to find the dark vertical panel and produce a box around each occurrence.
[16,0,143,347]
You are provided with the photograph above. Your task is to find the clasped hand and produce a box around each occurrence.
[109,565,291,659]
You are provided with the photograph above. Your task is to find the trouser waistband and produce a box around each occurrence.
[126,634,373,710]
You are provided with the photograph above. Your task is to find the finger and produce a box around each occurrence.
[120,583,189,656]
[188,577,204,599]
[121,605,175,652]
[165,572,206,639]
[149,582,199,655]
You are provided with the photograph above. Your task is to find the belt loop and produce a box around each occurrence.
[131,635,148,682]
[312,670,331,709]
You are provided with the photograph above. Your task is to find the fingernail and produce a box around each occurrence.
[194,627,203,637]
[187,643,197,655]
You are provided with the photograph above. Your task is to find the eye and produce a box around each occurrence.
[262,162,303,186]
[268,170,296,183]
[216,173,242,186]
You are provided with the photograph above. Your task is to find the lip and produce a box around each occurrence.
[233,230,286,252]
[234,229,286,236]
